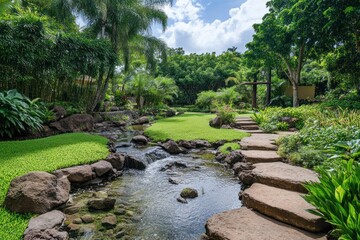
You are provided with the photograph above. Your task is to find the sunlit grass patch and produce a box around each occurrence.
[145,113,249,143]
[0,133,109,240]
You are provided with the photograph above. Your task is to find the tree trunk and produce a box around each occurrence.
[266,67,272,106]
[252,72,258,109]
[292,83,299,107]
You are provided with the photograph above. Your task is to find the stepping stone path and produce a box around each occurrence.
[232,116,264,133]
[205,117,329,239]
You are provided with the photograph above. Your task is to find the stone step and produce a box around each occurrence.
[241,150,282,163]
[235,117,252,121]
[245,130,265,134]
[205,207,327,240]
[234,121,257,126]
[242,183,329,232]
[239,162,319,193]
[241,125,260,130]
[240,134,279,151]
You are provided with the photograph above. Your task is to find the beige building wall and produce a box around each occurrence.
[285,86,316,100]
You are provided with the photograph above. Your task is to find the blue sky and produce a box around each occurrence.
[157,0,268,54]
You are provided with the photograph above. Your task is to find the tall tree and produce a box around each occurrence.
[250,0,327,107]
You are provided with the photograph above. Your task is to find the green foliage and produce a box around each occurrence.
[254,106,318,133]
[216,105,236,125]
[278,107,360,168]
[0,133,109,240]
[157,48,243,105]
[304,159,360,240]
[195,87,242,111]
[219,143,240,155]
[145,113,249,143]
[195,91,217,110]
[0,89,44,138]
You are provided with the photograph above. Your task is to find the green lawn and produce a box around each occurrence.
[0,133,109,240]
[145,112,250,143]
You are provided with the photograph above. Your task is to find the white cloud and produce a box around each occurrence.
[160,0,268,54]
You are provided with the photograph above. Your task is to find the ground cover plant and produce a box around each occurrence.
[144,113,249,143]
[218,143,241,155]
[0,133,109,240]
[277,108,360,168]
[305,158,360,239]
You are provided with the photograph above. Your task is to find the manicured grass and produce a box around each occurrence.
[145,113,249,143]
[218,142,241,155]
[0,133,109,240]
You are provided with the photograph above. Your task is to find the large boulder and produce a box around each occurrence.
[24,229,69,240]
[160,140,185,154]
[105,153,126,171]
[192,140,212,149]
[25,210,65,234]
[5,172,70,214]
[136,116,150,125]
[88,198,116,211]
[224,150,244,165]
[52,106,67,121]
[91,161,113,177]
[209,117,222,128]
[131,135,148,145]
[54,165,94,184]
[178,140,196,149]
[49,114,94,133]
[125,156,146,170]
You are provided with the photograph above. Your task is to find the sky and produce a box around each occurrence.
[154,0,269,54]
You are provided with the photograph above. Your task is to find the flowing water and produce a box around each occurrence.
[70,128,242,240]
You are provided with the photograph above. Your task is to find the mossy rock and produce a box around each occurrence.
[180,188,198,199]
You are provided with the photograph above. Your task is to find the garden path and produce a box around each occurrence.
[205,117,329,240]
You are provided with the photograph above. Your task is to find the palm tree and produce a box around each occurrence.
[69,0,172,111]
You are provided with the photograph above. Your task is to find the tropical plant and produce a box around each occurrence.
[304,159,360,240]
[0,90,44,138]
[216,104,236,125]
[195,91,217,111]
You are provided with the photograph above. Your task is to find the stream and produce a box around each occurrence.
[68,128,242,240]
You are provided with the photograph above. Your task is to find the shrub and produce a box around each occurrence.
[195,91,217,110]
[0,90,44,138]
[216,105,236,125]
[304,159,360,240]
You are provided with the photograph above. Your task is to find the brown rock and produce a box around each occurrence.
[24,229,69,240]
[178,140,196,149]
[52,106,67,121]
[205,208,327,240]
[81,214,95,224]
[209,117,222,128]
[224,150,244,165]
[4,172,70,214]
[54,165,93,184]
[131,135,148,145]
[25,210,65,234]
[101,214,117,229]
[232,162,254,174]
[239,162,319,193]
[91,161,113,177]
[242,183,330,232]
[106,153,126,170]
[192,140,212,148]
[49,114,94,132]
[125,156,146,170]
[137,116,150,125]
[88,198,116,211]
[160,140,185,154]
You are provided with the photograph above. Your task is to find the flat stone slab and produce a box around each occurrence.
[242,183,329,232]
[205,208,327,240]
[241,125,260,130]
[241,150,282,163]
[245,130,265,134]
[240,134,280,150]
[239,162,319,193]
[235,117,252,121]
[234,120,257,126]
